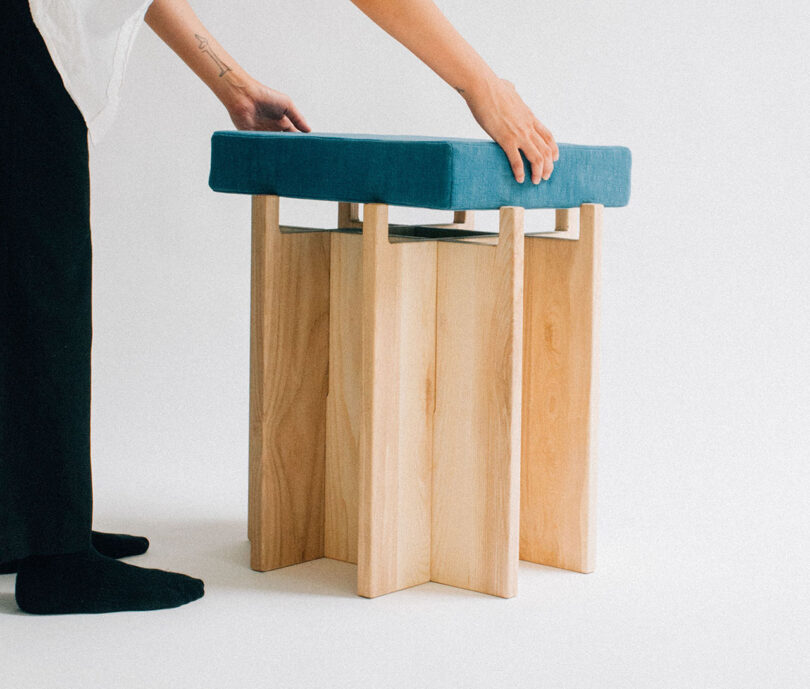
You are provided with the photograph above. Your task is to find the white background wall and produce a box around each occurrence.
[5,1,808,687]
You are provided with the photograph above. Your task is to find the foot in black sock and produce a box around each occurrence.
[15,548,204,615]
[0,530,149,574]
[90,531,150,560]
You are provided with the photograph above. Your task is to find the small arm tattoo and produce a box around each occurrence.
[195,33,232,78]
[194,33,246,89]
[455,87,465,95]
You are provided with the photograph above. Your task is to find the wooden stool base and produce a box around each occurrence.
[248,197,602,597]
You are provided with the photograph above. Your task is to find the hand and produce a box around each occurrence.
[461,77,558,184]
[226,79,311,133]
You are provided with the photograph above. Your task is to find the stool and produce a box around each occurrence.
[208,132,632,598]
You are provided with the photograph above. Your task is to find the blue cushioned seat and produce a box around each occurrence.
[209,131,631,211]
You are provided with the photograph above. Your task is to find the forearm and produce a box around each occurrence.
[349,0,498,98]
[144,0,250,110]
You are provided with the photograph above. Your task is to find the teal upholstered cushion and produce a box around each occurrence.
[209,131,631,210]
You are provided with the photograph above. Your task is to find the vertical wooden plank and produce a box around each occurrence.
[338,202,362,229]
[520,203,603,573]
[357,203,437,598]
[453,210,475,228]
[324,230,363,563]
[555,208,570,231]
[249,195,330,571]
[431,206,524,598]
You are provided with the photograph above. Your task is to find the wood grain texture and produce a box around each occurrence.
[520,203,603,573]
[249,195,330,571]
[431,206,525,598]
[324,230,363,563]
[357,203,437,598]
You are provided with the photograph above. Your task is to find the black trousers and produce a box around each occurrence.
[0,0,94,561]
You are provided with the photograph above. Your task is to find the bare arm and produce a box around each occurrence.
[350,0,558,183]
[143,0,555,182]
[144,0,310,132]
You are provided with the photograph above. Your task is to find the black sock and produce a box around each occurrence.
[0,530,150,575]
[15,547,204,615]
[90,531,150,560]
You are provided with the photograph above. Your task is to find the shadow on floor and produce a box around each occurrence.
[0,592,25,615]
[130,515,558,599]
[92,514,363,599]
[0,513,560,612]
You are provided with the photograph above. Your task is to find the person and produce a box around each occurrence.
[0,0,558,616]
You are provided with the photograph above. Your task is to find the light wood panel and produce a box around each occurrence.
[248,195,330,571]
[357,203,437,598]
[431,206,525,598]
[520,203,603,573]
[324,230,363,563]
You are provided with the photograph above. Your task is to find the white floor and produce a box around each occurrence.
[2,487,806,689]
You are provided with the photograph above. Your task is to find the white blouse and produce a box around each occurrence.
[28,0,154,144]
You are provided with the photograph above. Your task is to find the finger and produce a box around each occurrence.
[535,121,559,161]
[520,139,546,185]
[286,103,311,133]
[533,120,556,155]
[503,143,526,183]
[275,115,300,133]
[254,115,296,132]
[530,131,554,181]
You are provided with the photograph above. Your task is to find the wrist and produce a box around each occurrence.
[454,67,499,103]
[212,68,254,112]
